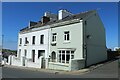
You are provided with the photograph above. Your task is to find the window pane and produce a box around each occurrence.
[71,55,74,59]
[66,54,70,63]
[64,31,69,41]
[64,35,66,40]
[25,37,27,44]
[54,36,56,41]
[52,36,54,42]
[59,54,61,62]
[67,34,69,40]
[64,31,69,34]
[62,50,65,53]
[59,50,61,53]
[24,50,27,56]
[32,36,35,44]
[40,35,44,44]
[51,52,56,62]
[52,33,57,42]
[66,51,70,54]
[71,51,74,53]
[20,38,22,44]
[62,54,65,63]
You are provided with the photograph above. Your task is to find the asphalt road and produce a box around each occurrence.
[1,60,119,79]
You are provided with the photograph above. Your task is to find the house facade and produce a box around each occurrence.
[8,9,107,71]
[17,26,50,68]
[48,10,107,70]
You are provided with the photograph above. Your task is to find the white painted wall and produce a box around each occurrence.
[17,28,50,68]
[84,11,107,66]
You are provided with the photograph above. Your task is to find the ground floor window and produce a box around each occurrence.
[32,50,35,62]
[58,50,74,64]
[24,49,27,57]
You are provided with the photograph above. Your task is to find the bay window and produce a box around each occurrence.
[58,50,74,64]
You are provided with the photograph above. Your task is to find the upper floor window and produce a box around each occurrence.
[52,33,57,42]
[40,35,44,44]
[64,31,70,41]
[32,36,35,44]
[20,38,22,44]
[25,37,28,44]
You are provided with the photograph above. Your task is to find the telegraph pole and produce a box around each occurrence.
[2,34,4,60]
[2,35,3,51]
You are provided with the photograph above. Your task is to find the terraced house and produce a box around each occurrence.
[8,9,107,71]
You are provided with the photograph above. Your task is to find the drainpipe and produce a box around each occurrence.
[82,20,87,68]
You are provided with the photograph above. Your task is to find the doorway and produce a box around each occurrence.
[38,50,45,68]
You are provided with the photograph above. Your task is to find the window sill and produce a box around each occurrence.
[40,43,44,45]
[51,42,56,46]
[19,45,21,46]
[63,41,70,44]
[24,44,28,46]
[51,42,56,44]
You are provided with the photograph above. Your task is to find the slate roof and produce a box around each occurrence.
[20,10,96,32]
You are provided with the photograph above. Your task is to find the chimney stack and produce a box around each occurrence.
[28,21,37,28]
[41,16,50,24]
[44,11,57,21]
[58,9,73,20]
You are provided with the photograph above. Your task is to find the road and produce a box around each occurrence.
[1,60,119,79]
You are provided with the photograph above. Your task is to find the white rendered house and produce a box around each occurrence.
[8,9,107,71]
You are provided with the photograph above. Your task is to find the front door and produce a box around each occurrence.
[38,50,45,68]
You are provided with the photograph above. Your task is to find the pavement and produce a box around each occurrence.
[3,64,90,75]
[2,59,119,78]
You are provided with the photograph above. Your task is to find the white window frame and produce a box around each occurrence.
[40,35,44,44]
[32,36,35,45]
[25,37,28,44]
[24,49,27,57]
[64,31,70,42]
[52,33,57,43]
[58,50,74,64]
[19,38,22,45]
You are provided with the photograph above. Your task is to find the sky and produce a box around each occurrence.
[2,2,118,50]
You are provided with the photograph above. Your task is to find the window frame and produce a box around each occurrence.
[64,31,70,42]
[20,38,22,45]
[32,36,35,45]
[58,50,74,64]
[52,33,57,43]
[25,37,28,44]
[24,49,27,57]
[40,35,44,44]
